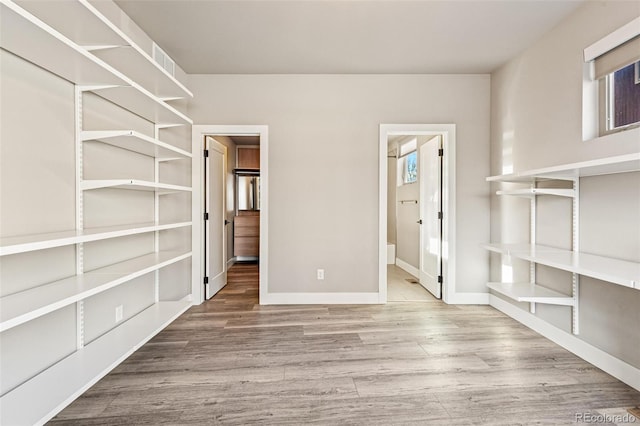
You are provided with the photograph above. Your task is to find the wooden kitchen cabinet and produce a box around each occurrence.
[234,214,260,256]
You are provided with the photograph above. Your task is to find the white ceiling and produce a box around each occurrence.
[115,0,584,75]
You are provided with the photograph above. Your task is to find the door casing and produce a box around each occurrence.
[379,124,456,304]
[192,125,269,305]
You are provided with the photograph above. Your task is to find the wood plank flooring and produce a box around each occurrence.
[52,263,640,424]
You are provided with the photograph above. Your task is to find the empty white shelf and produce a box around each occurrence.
[81,179,192,193]
[0,251,192,332]
[1,1,192,126]
[91,46,192,101]
[87,85,192,126]
[0,221,192,257]
[487,153,640,182]
[483,243,561,256]
[496,188,575,198]
[0,300,191,426]
[81,130,191,159]
[15,0,192,100]
[483,243,640,289]
[14,0,126,47]
[487,282,575,306]
[0,1,125,86]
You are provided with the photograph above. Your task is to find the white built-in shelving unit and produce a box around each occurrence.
[0,300,191,426]
[485,153,640,335]
[0,0,194,423]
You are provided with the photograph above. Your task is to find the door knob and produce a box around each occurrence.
[224,220,231,225]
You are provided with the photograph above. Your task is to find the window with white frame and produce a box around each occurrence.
[397,138,417,185]
[585,18,640,136]
[604,61,640,130]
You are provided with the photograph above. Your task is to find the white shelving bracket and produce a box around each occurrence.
[77,84,120,92]
[83,45,124,52]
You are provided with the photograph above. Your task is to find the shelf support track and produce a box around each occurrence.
[153,125,161,303]
[529,182,537,314]
[572,274,580,335]
[75,85,85,349]
[571,178,580,335]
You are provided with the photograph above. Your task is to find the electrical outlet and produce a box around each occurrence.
[115,305,123,323]
[317,269,325,280]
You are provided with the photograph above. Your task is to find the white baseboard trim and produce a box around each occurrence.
[490,295,640,392]
[446,292,489,305]
[226,257,237,270]
[395,258,419,278]
[261,292,381,305]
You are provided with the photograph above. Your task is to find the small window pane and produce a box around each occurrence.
[404,151,417,184]
[612,62,640,128]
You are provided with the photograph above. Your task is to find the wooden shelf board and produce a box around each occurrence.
[0,1,125,86]
[496,188,575,198]
[483,243,639,289]
[0,221,192,257]
[0,251,192,332]
[81,179,192,193]
[487,282,575,306]
[0,300,191,426]
[487,153,640,183]
[81,130,192,159]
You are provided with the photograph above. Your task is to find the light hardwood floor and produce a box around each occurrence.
[52,263,640,424]
[387,265,434,302]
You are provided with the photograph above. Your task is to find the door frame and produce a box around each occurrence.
[379,124,456,304]
[192,125,269,305]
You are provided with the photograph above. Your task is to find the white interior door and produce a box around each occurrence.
[205,136,227,299]
[419,136,442,298]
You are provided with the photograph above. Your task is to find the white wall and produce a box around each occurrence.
[395,181,419,268]
[188,74,491,296]
[490,0,640,368]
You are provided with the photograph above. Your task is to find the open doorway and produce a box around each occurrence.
[379,124,456,304]
[387,134,442,301]
[192,125,269,305]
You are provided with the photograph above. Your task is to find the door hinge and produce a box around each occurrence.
[437,275,443,284]
[204,149,209,158]
[438,211,443,220]
[204,212,209,221]
[438,148,444,157]
[204,276,209,284]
